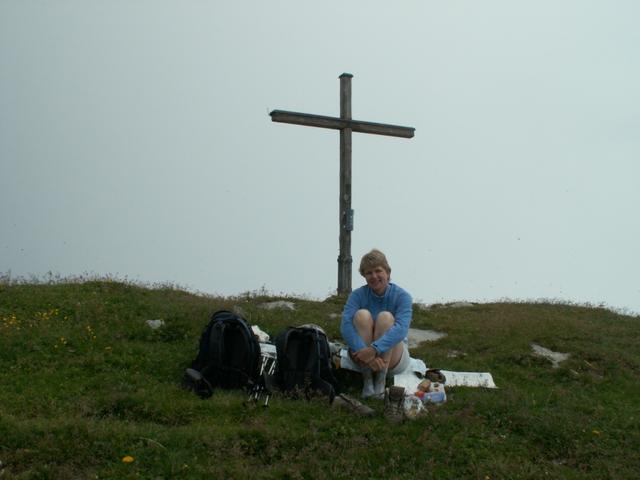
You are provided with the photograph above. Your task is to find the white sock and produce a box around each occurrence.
[374,367,389,396]
[361,369,375,398]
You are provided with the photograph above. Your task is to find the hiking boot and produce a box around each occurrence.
[332,393,376,417]
[384,386,406,423]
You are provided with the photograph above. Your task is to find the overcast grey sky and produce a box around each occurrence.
[1,1,639,313]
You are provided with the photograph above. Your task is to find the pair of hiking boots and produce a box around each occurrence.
[332,369,447,421]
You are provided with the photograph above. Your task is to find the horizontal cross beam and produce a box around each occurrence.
[269,110,415,139]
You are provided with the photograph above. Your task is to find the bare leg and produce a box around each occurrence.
[373,311,405,370]
[352,310,375,397]
[353,309,374,345]
[372,312,405,395]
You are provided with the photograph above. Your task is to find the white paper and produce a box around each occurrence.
[259,342,277,358]
[439,371,497,388]
[393,372,424,392]
[252,325,271,342]
[338,349,497,389]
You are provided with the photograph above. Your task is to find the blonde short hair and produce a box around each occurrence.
[359,249,391,276]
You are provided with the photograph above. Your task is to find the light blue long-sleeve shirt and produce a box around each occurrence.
[340,282,413,354]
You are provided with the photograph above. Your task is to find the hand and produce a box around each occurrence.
[367,356,387,372]
[352,346,377,366]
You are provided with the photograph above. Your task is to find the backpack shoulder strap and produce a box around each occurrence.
[210,319,226,367]
[310,329,338,399]
[229,316,261,381]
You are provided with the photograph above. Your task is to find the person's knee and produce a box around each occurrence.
[353,309,373,328]
[376,311,395,329]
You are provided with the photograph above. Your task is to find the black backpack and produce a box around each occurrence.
[274,325,339,400]
[185,310,261,398]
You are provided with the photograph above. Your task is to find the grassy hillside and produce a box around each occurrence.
[0,280,638,479]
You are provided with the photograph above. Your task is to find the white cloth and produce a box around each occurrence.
[338,348,426,377]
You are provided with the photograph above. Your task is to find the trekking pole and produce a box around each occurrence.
[255,357,271,404]
[249,355,268,403]
[263,357,277,407]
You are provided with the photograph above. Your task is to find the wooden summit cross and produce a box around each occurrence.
[269,73,415,294]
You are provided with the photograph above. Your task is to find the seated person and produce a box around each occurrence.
[340,249,412,398]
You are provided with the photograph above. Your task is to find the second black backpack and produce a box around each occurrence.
[274,325,339,400]
[186,310,261,398]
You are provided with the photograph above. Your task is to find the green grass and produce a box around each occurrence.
[0,279,639,479]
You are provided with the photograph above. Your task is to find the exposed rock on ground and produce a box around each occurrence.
[447,302,475,308]
[408,328,447,348]
[416,301,475,310]
[145,319,164,329]
[531,343,570,368]
[259,300,296,311]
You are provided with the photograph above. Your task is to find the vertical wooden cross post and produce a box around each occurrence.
[270,73,415,294]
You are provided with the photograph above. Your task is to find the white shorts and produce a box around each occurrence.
[388,342,411,377]
[345,342,411,378]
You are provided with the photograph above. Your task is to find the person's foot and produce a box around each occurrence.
[384,386,406,423]
[361,370,375,398]
[332,393,376,417]
[362,381,376,398]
